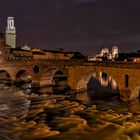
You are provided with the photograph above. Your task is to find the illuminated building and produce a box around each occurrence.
[112,46,118,59]
[5,17,16,48]
[100,47,109,57]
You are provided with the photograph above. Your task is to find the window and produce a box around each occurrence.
[125,74,129,88]
[33,65,39,73]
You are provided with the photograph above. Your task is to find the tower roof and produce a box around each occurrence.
[8,17,14,20]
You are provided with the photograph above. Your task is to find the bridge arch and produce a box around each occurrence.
[76,70,119,97]
[0,70,12,85]
[40,68,68,86]
[76,72,97,91]
[15,70,32,86]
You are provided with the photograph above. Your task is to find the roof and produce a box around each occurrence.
[64,51,74,54]
[32,49,65,54]
[32,51,45,55]
[43,49,64,54]
[22,45,31,51]
[10,48,32,52]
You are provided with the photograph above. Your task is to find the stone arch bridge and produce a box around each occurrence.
[1,59,140,101]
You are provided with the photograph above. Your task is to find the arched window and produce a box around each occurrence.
[125,74,129,88]
[33,65,39,73]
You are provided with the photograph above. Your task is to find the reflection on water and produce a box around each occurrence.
[78,90,140,113]
[1,85,140,140]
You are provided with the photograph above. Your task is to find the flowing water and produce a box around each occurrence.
[0,85,140,140]
[0,86,30,140]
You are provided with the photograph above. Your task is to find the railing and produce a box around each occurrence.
[1,59,140,69]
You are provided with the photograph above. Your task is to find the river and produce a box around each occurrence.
[0,85,140,140]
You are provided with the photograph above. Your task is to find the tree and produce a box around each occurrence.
[71,51,86,60]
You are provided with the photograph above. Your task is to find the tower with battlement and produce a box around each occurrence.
[5,17,16,48]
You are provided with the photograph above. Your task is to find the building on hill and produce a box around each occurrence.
[0,34,15,62]
[32,49,47,59]
[100,47,110,57]
[0,34,6,63]
[1,44,32,62]
[89,45,119,61]
[32,49,80,60]
[11,48,33,61]
[4,45,14,61]
[112,46,119,59]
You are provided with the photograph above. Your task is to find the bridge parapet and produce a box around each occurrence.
[32,59,140,70]
[4,59,140,69]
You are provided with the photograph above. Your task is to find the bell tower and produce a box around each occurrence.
[5,17,16,48]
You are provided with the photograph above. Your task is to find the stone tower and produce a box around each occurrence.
[5,17,16,48]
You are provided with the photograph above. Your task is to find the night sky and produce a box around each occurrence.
[0,0,140,55]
